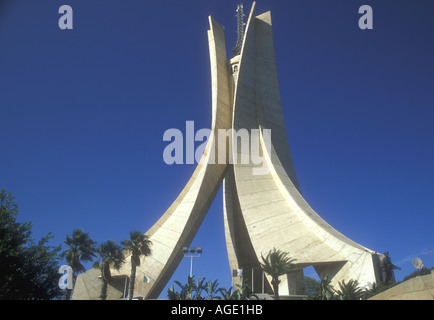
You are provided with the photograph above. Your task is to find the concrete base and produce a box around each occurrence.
[72,268,128,300]
[369,270,434,300]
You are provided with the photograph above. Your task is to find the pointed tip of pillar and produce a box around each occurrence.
[256,11,272,25]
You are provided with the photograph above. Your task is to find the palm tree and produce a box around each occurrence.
[93,240,124,300]
[167,285,182,300]
[260,247,297,300]
[219,280,258,300]
[172,275,197,300]
[219,286,238,300]
[235,278,259,300]
[335,279,364,300]
[168,277,223,300]
[193,275,207,300]
[60,228,97,300]
[206,279,221,300]
[121,231,152,300]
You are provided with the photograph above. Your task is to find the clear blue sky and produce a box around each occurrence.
[1,0,433,298]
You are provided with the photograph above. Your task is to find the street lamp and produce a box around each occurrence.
[182,246,202,277]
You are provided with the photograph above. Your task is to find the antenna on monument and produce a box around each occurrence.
[233,3,245,56]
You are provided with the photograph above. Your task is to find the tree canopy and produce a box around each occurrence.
[0,188,62,300]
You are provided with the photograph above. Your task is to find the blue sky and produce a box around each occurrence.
[0,0,433,298]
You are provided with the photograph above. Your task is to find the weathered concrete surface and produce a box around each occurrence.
[72,268,127,300]
[370,271,434,300]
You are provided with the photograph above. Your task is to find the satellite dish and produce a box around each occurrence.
[412,257,424,270]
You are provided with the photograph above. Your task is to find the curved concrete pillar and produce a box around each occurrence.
[132,16,232,299]
[225,3,382,294]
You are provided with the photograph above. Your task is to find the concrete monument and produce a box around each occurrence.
[73,2,385,299]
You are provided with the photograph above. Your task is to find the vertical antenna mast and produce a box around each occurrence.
[233,3,245,56]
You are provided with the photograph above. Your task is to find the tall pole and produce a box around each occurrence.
[183,246,202,278]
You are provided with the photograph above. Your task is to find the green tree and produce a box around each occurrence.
[167,276,259,301]
[0,189,31,298]
[335,279,364,300]
[219,279,258,300]
[219,286,237,300]
[316,274,335,300]
[235,278,259,300]
[206,279,221,300]
[24,233,63,299]
[362,281,389,299]
[0,188,62,300]
[193,275,207,300]
[60,228,97,300]
[402,267,434,282]
[304,276,321,299]
[167,275,216,300]
[167,285,182,300]
[168,275,197,300]
[121,231,152,300]
[260,248,297,300]
[93,240,124,300]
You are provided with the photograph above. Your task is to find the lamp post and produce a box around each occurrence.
[182,246,202,277]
